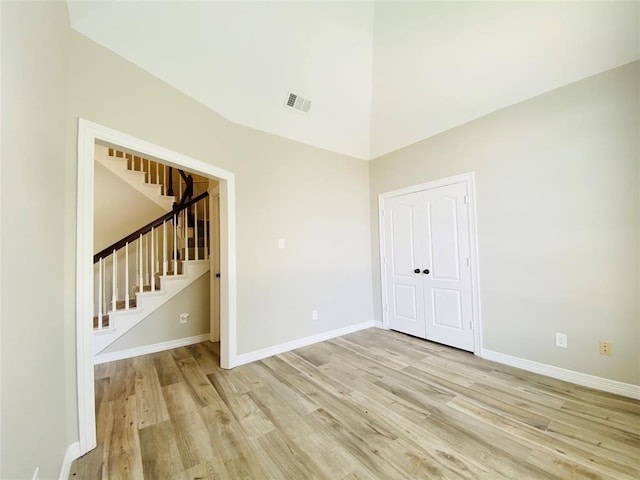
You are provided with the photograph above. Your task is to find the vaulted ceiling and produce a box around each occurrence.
[67,1,640,160]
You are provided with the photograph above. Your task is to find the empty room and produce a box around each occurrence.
[1,1,639,479]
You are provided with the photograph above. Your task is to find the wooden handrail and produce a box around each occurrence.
[94,191,209,263]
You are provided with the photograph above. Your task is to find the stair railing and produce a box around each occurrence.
[93,191,210,329]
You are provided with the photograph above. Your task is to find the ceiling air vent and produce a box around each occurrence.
[285,92,311,114]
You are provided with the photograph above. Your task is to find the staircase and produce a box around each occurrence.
[93,150,212,356]
[95,144,177,211]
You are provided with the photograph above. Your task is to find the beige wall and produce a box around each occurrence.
[1,2,71,478]
[370,62,640,385]
[103,274,210,353]
[94,162,166,252]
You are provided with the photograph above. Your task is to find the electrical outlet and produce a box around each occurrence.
[312,309,319,321]
[278,239,286,249]
[555,333,567,348]
[599,341,612,356]
[179,313,190,324]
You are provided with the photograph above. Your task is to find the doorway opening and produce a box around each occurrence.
[76,119,237,455]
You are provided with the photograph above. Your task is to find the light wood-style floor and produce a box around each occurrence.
[70,328,640,479]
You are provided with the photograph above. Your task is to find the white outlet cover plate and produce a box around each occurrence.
[555,333,567,348]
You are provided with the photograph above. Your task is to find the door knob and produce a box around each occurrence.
[413,268,420,274]
[422,269,430,275]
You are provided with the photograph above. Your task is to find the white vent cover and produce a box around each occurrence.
[285,92,311,114]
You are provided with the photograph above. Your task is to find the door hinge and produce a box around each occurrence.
[464,195,468,204]
[383,255,387,265]
[466,257,470,267]
[385,303,389,311]
[469,321,473,330]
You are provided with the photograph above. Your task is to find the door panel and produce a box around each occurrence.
[384,195,426,338]
[429,196,460,280]
[431,288,462,329]
[393,284,418,320]
[391,204,416,276]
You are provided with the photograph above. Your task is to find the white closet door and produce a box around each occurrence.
[383,181,474,352]
[383,192,428,338]
[421,182,474,351]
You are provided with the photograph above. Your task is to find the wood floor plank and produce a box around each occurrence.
[107,396,144,480]
[138,421,186,480]
[175,356,226,408]
[162,382,215,470]
[226,391,276,440]
[70,328,640,480]
[183,455,230,480]
[249,429,326,480]
[198,404,266,478]
[152,350,182,387]
[134,357,170,430]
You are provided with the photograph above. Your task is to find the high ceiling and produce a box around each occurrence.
[67,1,640,160]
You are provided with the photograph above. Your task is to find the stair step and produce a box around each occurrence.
[115,299,137,310]
[93,315,110,329]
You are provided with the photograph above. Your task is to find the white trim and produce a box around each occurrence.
[373,320,386,329]
[481,349,640,400]
[379,172,477,199]
[94,334,210,365]
[235,321,375,366]
[76,119,237,455]
[378,172,483,355]
[76,120,96,454]
[59,442,81,480]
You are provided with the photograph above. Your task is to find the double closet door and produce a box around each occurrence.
[382,181,474,352]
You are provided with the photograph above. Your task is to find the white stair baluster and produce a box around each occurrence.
[173,214,178,274]
[164,165,168,195]
[125,242,130,310]
[111,250,117,311]
[163,220,168,276]
[103,259,107,316]
[145,234,149,285]
[135,239,138,294]
[139,234,144,293]
[97,258,103,329]
[204,198,208,259]
[151,227,156,291]
[155,227,159,272]
[195,200,199,260]
[183,209,189,261]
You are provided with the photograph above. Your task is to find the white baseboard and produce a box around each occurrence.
[373,320,386,329]
[59,442,80,480]
[481,349,640,400]
[235,320,375,366]
[94,334,210,364]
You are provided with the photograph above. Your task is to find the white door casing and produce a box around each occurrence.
[380,173,482,353]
